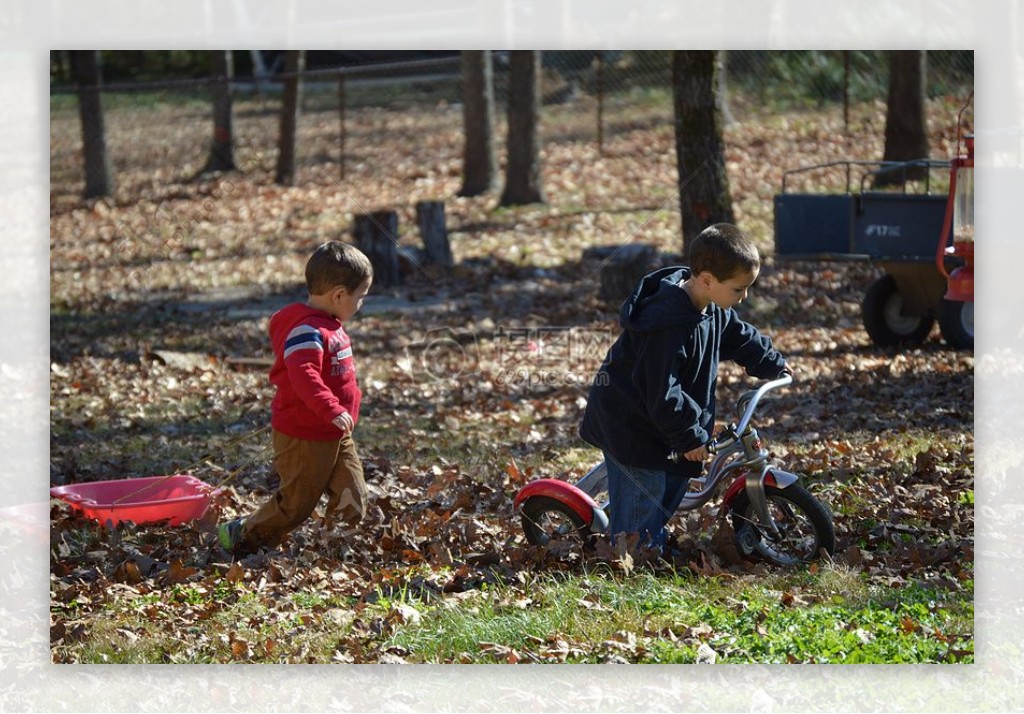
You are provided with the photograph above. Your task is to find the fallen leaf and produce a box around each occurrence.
[113,559,143,585]
[224,562,246,583]
[696,642,718,664]
[160,559,198,585]
[389,603,422,626]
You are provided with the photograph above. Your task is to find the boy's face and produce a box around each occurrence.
[705,268,758,309]
[329,277,372,321]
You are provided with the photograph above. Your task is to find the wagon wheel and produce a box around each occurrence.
[861,274,935,346]
[938,298,974,350]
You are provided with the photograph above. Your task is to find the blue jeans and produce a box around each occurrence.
[604,453,695,550]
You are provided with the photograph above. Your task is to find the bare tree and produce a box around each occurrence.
[458,50,498,197]
[72,50,114,198]
[500,51,545,206]
[672,50,734,250]
[717,50,735,127]
[276,51,305,186]
[250,50,272,98]
[200,50,236,175]
[877,50,929,185]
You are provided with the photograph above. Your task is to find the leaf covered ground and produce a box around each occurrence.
[49,93,973,664]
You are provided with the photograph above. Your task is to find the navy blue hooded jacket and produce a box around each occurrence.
[579,266,787,474]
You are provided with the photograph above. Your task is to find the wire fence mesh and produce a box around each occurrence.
[50,50,974,209]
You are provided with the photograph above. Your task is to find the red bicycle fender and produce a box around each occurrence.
[721,476,748,507]
[514,478,599,526]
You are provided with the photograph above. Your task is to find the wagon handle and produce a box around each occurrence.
[781,160,901,194]
[935,170,957,280]
[110,425,271,505]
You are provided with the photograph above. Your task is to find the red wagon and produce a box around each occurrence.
[50,474,219,527]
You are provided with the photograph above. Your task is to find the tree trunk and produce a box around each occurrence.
[716,50,735,128]
[416,201,454,268]
[51,51,72,83]
[250,50,271,99]
[843,50,851,133]
[353,211,401,289]
[672,51,734,251]
[877,50,929,186]
[72,50,114,199]
[200,50,236,175]
[500,51,545,206]
[458,51,498,197]
[596,51,605,155]
[338,76,347,180]
[275,50,304,186]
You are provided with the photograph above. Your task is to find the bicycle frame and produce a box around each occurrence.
[683,374,796,537]
[517,375,796,538]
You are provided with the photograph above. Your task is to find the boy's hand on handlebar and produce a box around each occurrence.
[683,445,709,462]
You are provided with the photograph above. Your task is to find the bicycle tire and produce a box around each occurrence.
[520,495,589,546]
[729,484,835,565]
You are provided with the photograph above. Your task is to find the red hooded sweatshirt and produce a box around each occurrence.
[268,303,362,441]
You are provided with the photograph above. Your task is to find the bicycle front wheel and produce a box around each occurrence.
[729,484,835,566]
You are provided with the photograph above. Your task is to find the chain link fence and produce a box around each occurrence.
[50,50,974,208]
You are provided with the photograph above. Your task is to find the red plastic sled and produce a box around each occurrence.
[49,474,218,526]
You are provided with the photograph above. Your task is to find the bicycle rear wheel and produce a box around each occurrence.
[520,496,588,546]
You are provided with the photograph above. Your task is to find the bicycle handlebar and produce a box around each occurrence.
[707,374,792,455]
[671,374,792,460]
[736,373,792,434]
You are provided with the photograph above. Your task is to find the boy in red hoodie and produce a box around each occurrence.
[219,241,373,555]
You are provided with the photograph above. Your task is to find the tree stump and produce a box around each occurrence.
[415,200,454,268]
[592,244,660,304]
[353,211,401,289]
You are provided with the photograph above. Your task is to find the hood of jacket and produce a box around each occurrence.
[619,266,706,332]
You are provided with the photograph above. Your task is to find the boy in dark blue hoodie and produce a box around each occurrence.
[580,223,790,550]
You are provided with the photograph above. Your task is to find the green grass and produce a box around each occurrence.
[58,558,974,664]
[379,565,972,664]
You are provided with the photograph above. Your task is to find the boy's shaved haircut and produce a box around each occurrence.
[687,223,761,281]
[306,241,373,294]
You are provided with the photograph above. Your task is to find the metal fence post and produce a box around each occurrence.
[338,73,347,181]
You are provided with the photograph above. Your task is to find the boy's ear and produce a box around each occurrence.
[695,270,715,288]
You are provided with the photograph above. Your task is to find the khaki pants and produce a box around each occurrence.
[243,429,367,549]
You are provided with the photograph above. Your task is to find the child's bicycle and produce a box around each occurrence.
[514,375,836,566]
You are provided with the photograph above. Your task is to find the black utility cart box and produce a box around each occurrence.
[774,159,972,349]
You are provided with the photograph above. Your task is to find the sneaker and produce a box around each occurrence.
[218,518,246,552]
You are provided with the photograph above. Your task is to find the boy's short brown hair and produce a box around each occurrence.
[305,241,373,295]
[687,223,761,281]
